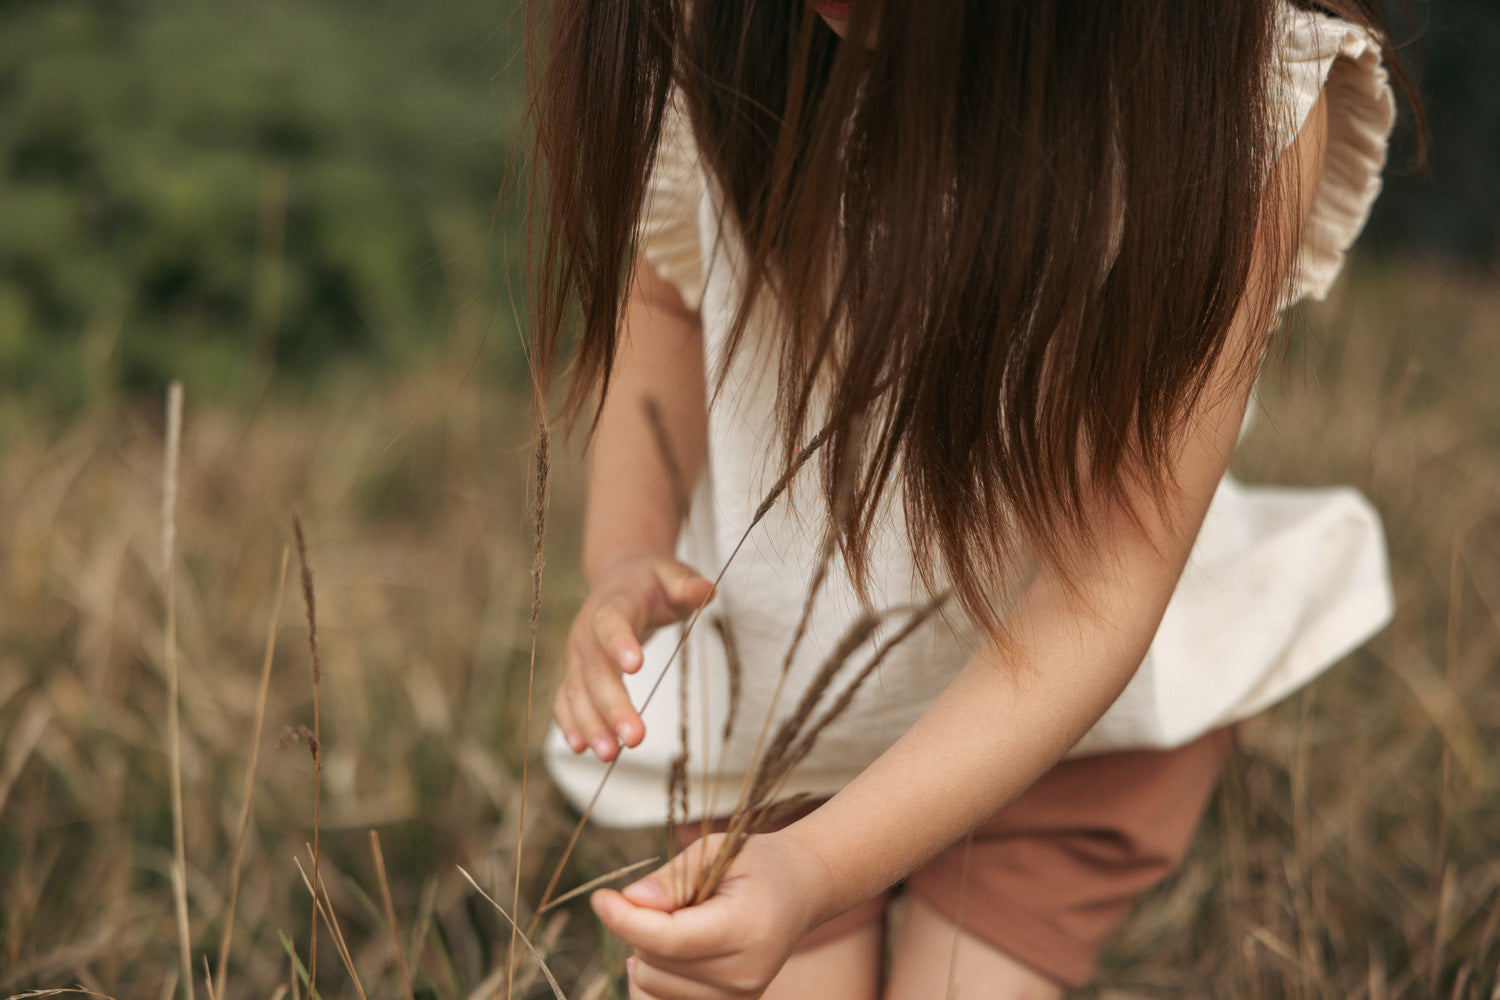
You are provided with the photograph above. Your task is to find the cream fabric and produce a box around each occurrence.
[547,6,1397,827]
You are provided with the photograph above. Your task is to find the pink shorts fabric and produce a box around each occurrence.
[676,728,1233,988]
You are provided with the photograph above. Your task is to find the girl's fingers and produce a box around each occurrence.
[627,957,726,1000]
[593,600,646,672]
[579,644,645,747]
[592,889,733,961]
[654,561,715,616]
[552,689,584,752]
[621,835,722,911]
[565,674,621,760]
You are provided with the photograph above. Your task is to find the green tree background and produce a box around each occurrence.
[0,0,528,416]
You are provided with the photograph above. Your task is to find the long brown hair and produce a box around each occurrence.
[529,0,1416,637]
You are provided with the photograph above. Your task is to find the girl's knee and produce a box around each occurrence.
[886,897,1065,1000]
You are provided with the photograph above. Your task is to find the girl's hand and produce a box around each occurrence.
[592,833,827,1000]
[553,553,713,760]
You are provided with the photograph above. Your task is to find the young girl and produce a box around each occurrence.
[535,1,1407,996]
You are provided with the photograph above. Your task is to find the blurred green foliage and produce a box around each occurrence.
[0,0,529,413]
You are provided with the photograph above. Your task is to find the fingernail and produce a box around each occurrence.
[592,737,615,758]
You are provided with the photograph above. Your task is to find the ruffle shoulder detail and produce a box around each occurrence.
[1273,6,1397,302]
[638,93,707,312]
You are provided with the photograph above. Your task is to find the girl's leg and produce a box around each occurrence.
[890,728,1234,998]
[885,896,1062,1000]
[761,904,885,1000]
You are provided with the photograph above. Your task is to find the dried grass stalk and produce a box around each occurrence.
[509,416,550,1000]
[215,547,291,996]
[693,594,949,904]
[747,609,881,809]
[459,867,567,1000]
[162,380,195,1000]
[785,594,951,772]
[369,830,416,1000]
[292,514,323,998]
[294,855,368,1000]
[538,857,659,913]
[712,616,743,744]
[536,424,831,912]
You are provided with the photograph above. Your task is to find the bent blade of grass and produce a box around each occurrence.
[458,866,567,1000]
[294,855,368,1000]
[539,858,660,914]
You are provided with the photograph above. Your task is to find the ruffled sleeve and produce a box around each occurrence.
[1271,6,1397,303]
[638,93,707,312]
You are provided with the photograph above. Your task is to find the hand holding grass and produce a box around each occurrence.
[592,832,828,1000]
[553,552,713,760]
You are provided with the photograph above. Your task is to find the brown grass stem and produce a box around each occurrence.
[695,595,949,903]
[292,515,323,999]
[712,616,743,745]
[694,606,884,904]
[162,380,195,1000]
[537,857,659,913]
[702,530,842,895]
[1432,532,1464,997]
[535,424,829,913]
[458,866,567,1000]
[509,417,550,1000]
[666,630,690,899]
[294,855,368,1000]
[214,546,290,996]
[750,608,880,802]
[783,594,950,773]
[368,830,416,1000]
[533,553,734,914]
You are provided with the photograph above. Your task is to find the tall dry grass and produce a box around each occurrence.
[1089,263,1500,998]
[0,359,610,997]
[0,261,1496,998]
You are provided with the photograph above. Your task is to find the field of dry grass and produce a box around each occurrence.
[1,261,1497,998]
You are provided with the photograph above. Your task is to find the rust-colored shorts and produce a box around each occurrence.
[677,728,1232,989]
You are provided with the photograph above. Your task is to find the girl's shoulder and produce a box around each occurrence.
[1270,4,1397,302]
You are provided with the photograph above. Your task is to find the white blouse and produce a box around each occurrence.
[547,6,1398,827]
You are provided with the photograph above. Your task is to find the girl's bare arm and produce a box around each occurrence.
[581,259,708,582]
[594,94,1329,999]
[553,259,713,760]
